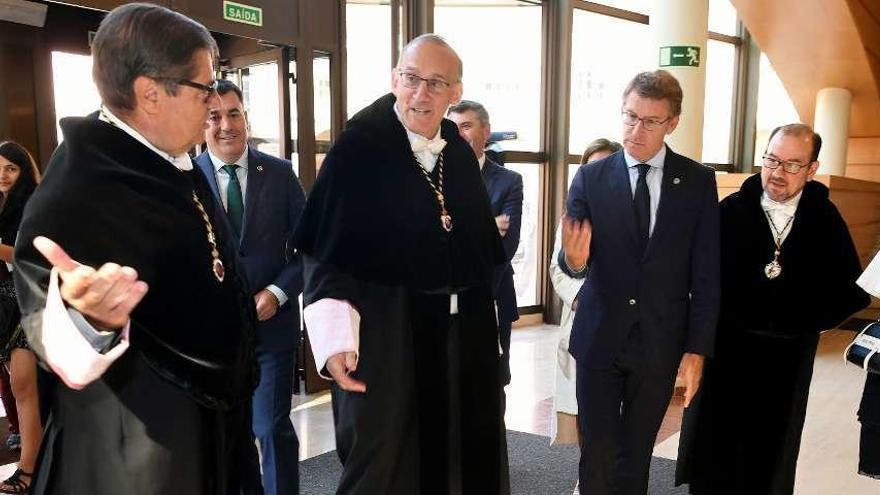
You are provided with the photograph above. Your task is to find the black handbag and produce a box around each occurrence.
[846,321,880,374]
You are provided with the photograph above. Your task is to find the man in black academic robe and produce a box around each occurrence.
[12,5,261,494]
[676,124,870,495]
[294,35,507,494]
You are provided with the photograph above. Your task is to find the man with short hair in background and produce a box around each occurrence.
[196,79,306,495]
[448,100,523,387]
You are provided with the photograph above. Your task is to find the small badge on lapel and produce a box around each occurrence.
[257,165,264,172]
[673,177,681,185]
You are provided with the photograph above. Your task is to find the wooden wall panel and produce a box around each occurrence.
[50,0,170,11]
[731,0,880,136]
[846,137,880,183]
[0,41,39,160]
[301,0,339,51]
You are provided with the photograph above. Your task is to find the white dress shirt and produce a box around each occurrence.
[207,148,249,210]
[623,145,666,236]
[206,147,287,306]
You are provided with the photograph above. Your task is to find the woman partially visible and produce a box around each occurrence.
[0,141,41,494]
[550,138,623,447]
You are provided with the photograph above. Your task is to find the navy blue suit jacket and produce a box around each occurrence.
[482,158,523,324]
[562,148,720,370]
[196,148,306,351]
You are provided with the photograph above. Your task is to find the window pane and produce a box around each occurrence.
[52,52,101,143]
[569,9,652,155]
[346,2,392,118]
[701,39,735,164]
[755,53,800,167]
[435,2,542,152]
[588,0,651,15]
[314,54,332,173]
[506,163,540,307]
[708,0,738,37]
[568,163,581,192]
[288,59,300,174]
[241,62,281,158]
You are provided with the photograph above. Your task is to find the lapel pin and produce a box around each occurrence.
[257,165,264,172]
[673,177,681,185]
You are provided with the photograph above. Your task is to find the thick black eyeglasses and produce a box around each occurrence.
[158,77,218,99]
[762,154,813,174]
[175,78,218,94]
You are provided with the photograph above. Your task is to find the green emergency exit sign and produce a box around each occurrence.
[659,46,700,67]
[223,1,263,27]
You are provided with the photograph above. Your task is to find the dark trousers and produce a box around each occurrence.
[576,326,678,495]
[252,347,299,495]
[858,371,880,478]
[499,320,512,386]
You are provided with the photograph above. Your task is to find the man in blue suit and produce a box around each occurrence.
[448,100,523,386]
[197,80,306,495]
[560,70,720,494]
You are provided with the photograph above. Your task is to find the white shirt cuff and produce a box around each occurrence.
[42,267,130,390]
[265,284,288,307]
[858,252,880,298]
[303,298,360,380]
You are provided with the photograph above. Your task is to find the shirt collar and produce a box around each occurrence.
[761,190,802,216]
[478,154,486,169]
[208,146,249,172]
[98,105,193,171]
[623,144,667,171]
[393,102,442,146]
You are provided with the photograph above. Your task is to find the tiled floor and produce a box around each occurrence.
[289,325,879,494]
[0,325,877,493]
[290,324,684,460]
[652,329,878,494]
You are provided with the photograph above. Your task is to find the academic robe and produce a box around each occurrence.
[676,173,870,495]
[13,114,261,494]
[859,372,880,479]
[294,93,507,494]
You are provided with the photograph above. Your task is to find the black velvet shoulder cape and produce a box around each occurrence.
[14,114,257,410]
[717,173,869,335]
[294,93,504,290]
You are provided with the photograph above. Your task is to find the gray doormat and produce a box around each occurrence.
[300,430,689,494]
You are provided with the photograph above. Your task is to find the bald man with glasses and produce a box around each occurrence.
[676,123,869,495]
[293,34,507,493]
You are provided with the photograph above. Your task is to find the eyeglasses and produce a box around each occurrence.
[395,69,456,94]
[761,154,813,174]
[158,77,218,100]
[621,110,672,131]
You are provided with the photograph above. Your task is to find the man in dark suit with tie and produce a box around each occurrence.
[196,79,306,495]
[448,100,523,386]
[559,70,720,494]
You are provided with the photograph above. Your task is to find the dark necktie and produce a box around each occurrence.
[634,163,651,252]
[222,164,243,236]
